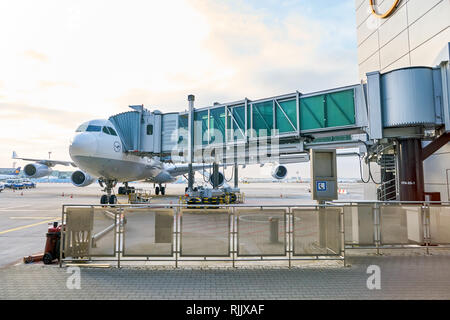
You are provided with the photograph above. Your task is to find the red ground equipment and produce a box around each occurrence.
[43,222,62,265]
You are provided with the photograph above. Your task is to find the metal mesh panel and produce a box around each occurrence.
[344,205,375,245]
[122,208,174,257]
[180,209,230,257]
[325,208,342,254]
[293,208,341,255]
[236,209,286,256]
[90,208,117,256]
[64,207,116,258]
[380,205,421,245]
[429,206,450,245]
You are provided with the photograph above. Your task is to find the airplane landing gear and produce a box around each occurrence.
[99,179,117,205]
[155,184,166,196]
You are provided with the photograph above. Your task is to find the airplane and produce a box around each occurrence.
[12,118,289,204]
[0,167,21,180]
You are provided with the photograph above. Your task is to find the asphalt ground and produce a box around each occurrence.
[0,182,363,268]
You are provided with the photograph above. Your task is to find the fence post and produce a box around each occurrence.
[288,208,292,269]
[117,208,121,268]
[423,204,431,255]
[59,205,65,268]
[374,203,381,255]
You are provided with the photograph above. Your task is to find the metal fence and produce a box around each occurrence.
[59,204,345,267]
[59,202,450,267]
[342,201,450,253]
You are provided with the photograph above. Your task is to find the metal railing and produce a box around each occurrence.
[59,201,450,268]
[339,201,450,254]
[59,203,346,268]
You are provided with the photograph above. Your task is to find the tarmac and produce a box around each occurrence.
[1,182,450,299]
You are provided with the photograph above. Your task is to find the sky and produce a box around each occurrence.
[0,0,360,178]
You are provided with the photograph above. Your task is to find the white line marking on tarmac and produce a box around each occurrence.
[0,209,57,212]
[9,217,59,220]
[0,205,32,210]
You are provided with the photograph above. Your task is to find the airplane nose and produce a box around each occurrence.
[69,133,98,157]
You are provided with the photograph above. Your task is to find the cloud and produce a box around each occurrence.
[0,103,91,128]
[23,50,49,62]
[115,0,358,110]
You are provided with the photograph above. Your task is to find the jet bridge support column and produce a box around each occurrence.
[397,139,424,201]
[187,95,195,192]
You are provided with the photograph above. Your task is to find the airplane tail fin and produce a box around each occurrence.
[12,167,21,175]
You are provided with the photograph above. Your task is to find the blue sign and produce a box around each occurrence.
[316,181,327,192]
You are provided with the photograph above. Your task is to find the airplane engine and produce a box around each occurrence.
[271,164,288,180]
[209,172,225,187]
[71,170,95,187]
[24,163,52,178]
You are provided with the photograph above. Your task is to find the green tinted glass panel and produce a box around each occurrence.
[326,89,355,127]
[178,114,188,144]
[276,99,297,133]
[194,110,208,146]
[313,135,352,143]
[300,95,325,130]
[252,101,273,137]
[209,107,225,144]
[231,105,245,141]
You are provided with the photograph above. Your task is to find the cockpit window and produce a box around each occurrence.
[101,126,118,136]
[86,125,102,132]
[108,127,117,136]
[75,124,88,132]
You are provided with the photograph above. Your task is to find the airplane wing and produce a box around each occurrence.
[165,163,210,177]
[12,151,77,167]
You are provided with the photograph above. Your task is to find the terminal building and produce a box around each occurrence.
[355,0,450,201]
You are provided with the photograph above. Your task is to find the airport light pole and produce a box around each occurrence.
[187,95,195,192]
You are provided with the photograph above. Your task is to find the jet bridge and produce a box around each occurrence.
[109,53,450,201]
[110,83,368,163]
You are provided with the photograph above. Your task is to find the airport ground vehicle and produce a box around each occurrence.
[0,183,4,192]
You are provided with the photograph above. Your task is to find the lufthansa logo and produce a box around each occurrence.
[370,0,400,19]
[113,141,121,152]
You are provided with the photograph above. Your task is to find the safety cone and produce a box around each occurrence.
[62,192,64,197]
[70,194,73,198]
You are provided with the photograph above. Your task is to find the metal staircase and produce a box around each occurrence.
[377,153,397,201]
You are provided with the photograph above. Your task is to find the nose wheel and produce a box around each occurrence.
[99,179,118,205]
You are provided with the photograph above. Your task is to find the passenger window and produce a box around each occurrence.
[147,124,153,135]
[108,127,118,136]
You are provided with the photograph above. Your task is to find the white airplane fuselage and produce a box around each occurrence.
[69,119,175,184]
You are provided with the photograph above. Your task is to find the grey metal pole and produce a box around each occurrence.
[234,164,239,188]
[188,95,195,192]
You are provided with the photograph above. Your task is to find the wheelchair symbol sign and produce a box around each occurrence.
[316,181,327,192]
